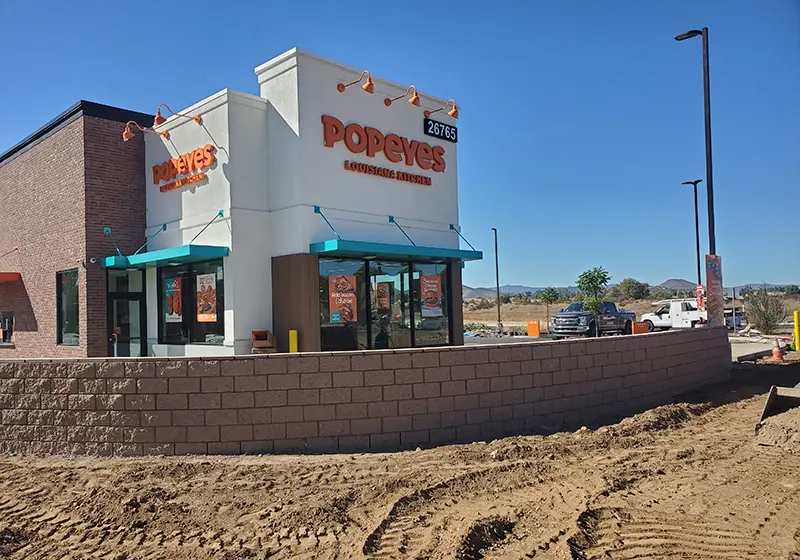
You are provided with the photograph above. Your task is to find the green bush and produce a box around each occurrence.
[745,288,788,334]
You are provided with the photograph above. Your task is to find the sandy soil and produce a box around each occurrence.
[0,364,798,559]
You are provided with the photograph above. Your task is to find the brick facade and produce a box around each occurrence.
[0,328,731,456]
[0,102,150,358]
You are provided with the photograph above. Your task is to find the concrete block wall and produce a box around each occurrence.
[0,328,731,456]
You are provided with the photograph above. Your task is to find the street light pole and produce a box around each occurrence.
[682,179,703,286]
[491,227,501,331]
[675,27,716,255]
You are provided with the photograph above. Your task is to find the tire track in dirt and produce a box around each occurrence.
[568,507,760,559]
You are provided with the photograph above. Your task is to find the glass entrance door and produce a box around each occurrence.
[109,296,145,357]
[370,262,412,349]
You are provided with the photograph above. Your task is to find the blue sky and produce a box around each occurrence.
[1,0,798,288]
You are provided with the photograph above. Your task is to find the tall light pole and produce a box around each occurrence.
[675,27,716,255]
[682,179,703,286]
[490,227,501,331]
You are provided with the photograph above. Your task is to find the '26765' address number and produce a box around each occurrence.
[423,118,457,143]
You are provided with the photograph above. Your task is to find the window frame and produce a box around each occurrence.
[0,311,15,345]
[56,268,80,347]
[156,260,225,346]
[319,257,454,350]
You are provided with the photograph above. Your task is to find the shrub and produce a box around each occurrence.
[745,288,788,334]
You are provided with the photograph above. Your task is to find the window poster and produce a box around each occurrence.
[329,275,357,323]
[377,282,392,310]
[164,277,183,323]
[421,275,443,317]
[196,273,218,323]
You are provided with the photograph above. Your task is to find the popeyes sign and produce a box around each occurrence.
[152,144,216,193]
[321,115,445,184]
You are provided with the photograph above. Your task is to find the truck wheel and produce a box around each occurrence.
[623,321,632,335]
[585,322,597,338]
[644,320,654,332]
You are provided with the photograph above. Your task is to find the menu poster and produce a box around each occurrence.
[377,282,392,310]
[420,275,443,317]
[696,284,705,311]
[705,255,724,327]
[196,273,217,323]
[329,275,358,324]
[164,277,183,323]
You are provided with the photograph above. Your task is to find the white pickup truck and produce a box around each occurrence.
[640,299,705,332]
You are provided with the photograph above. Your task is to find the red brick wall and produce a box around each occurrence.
[0,115,146,358]
[83,117,147,357]
[0,118,88,358]
[0,328,731,456]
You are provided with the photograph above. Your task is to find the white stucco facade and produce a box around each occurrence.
[142,48,467,356]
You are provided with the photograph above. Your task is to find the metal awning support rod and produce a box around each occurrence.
[190,210,224,244]
[389,216,416,246]
[103,227,123,257]
[133,224,167,255]
[314,206,341,240]
[449,224,476,251]
[0,247,20,261]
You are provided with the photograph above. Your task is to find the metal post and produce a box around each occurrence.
[732,288,736,333]
[693,183,702,286]
[702,27,716,255]
[491,227,501,331]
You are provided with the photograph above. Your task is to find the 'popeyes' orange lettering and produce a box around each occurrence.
[321,115,446,173]
[152,144,216,186]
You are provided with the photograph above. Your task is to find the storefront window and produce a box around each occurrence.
[370,262,411,349]
[158,260,224,345]
[318,258,452,350]
[413,263,450,346]
[56,269,79,346]
[0,312,14,344]
[319,259,367,351]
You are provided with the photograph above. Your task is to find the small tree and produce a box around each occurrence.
[539,287,560,320]
[784,285,800,295]
[746,287,788,334]
[577,267,611,336]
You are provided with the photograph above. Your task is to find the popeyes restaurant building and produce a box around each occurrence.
[98,48,481,356]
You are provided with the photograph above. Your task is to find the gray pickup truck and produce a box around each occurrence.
[549,301,635,339]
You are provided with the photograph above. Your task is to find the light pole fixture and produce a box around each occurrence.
[122,121,169,142]
[681,179,703,286]
[491,227,501,331]
[384,85,420,107]
[337,70,374,94]
[675,27,716,255]
[424,99,459,119]
[153,104,202,127]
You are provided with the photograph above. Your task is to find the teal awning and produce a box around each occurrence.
[101,244,229,269]
[309,239,482,262]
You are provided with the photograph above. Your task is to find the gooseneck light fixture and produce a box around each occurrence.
[337,70,374,94]
[424,99,459,119]
[122,120,169,142]
[153,104,202,127]
[384,85,420,107]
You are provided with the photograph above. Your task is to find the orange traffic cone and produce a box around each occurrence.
[771,338,784,363]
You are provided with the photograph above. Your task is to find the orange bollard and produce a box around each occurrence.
[527,320,540,338]
[771,338,784,363]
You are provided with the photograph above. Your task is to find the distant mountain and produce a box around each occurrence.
[657,279,696,290]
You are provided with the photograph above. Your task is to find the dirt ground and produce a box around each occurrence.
[463,301,663,330]
[0,364,798,560]
[464,296,800,330]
